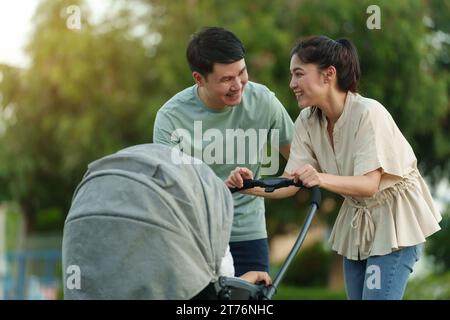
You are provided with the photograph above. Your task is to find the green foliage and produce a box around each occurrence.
[0,0,448,237]
[282,241,333,287]
[145,0,450,180]
[274,285,346,300]
[142,0,449,239]
[4,203,24,251]
[405,271,450,299]
[0,0,156,232]
[35,207,65,232]
[425,206,450,274]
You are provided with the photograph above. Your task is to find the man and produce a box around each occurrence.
[153,27,294,276]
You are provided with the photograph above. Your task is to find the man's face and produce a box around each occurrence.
[195,59,248,108]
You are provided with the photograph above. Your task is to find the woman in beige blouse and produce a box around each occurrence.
[226,36,442,300]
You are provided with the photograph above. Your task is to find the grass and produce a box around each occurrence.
[273,285,347,300]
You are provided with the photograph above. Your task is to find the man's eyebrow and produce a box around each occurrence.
[220,66,247,81]
[239,66,247,74]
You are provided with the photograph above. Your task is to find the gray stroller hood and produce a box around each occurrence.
[63,144,234,299]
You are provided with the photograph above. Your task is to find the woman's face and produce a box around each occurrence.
[289,55,327,108]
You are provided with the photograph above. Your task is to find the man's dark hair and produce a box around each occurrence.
[186,27,245,77]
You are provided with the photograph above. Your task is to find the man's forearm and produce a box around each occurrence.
[249,185,299,199]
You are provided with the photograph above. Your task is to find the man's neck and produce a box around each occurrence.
[197,86,227,111]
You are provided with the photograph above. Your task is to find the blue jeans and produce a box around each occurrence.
[343,244,423,300]
[229,238,269,277]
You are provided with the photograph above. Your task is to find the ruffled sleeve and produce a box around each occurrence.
[353,102,417,179]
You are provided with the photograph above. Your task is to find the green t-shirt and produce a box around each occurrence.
[153,81,294,242]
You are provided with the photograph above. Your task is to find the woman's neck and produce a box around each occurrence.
[319,90,348,125]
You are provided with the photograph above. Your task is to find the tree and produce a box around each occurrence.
[0,0,156,233]
[143,0,449,180]
[426,206,450,273]
[139,0,449,228]
[0,0,448,237]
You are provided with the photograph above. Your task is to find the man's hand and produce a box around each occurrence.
[225,167,254,189]
[239,271,272,286]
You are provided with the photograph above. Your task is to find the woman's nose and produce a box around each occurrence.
[289,77,297,90]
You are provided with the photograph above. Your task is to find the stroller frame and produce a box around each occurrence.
[217,177,321,300]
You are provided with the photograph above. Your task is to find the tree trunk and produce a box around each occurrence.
[20,202,36,237]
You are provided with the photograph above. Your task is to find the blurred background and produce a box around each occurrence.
[0,0,449,300]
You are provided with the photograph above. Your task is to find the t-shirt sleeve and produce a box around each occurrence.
[153,110,177,146]
[268,93,294,146]
[353,105,416,177]
[285,115,320,173]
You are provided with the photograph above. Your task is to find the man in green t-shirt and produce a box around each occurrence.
[153,27,294,276]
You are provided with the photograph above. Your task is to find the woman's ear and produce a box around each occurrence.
[323,66,336,84]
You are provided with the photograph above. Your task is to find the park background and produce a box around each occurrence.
[0,0,449,299]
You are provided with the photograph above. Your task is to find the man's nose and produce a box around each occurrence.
[231,77,242,91]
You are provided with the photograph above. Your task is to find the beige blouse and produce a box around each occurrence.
[285,92,442,260]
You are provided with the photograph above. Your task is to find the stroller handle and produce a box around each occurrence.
[229,177,321,208]
[229,177,302,193]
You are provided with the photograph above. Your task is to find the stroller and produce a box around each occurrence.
[62,144,320,300]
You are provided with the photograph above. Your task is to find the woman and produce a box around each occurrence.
[226,36,441,300]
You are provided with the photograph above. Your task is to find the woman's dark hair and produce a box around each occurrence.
[290,36,361,121]
[186,27,246,78]
[290,35,360,92]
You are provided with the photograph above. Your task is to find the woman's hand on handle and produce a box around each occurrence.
[290,164,322,188]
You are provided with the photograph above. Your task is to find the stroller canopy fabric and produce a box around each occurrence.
[63,144,234,299]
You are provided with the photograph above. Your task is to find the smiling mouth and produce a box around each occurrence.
[226,92,240,98]
[294,91,304,98]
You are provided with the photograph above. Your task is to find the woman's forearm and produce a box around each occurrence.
[319,172,380,198]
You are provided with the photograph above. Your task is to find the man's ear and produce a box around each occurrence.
[193,71,205,86]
